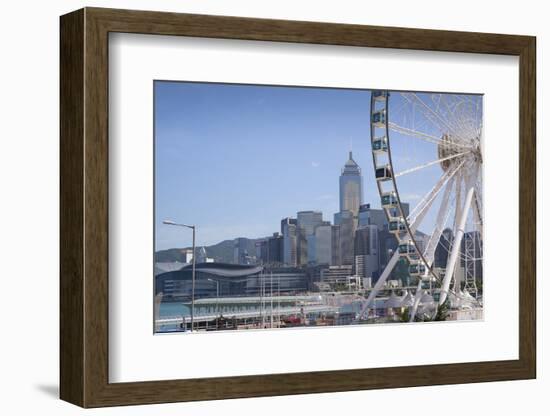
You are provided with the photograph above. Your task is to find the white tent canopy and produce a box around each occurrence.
[384,291,404,308]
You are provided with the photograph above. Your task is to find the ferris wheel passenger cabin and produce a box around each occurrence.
[381,191,398,208]
[372,136,388,153]
[375,165,392,181]
[371,110,386,128]
[398,241,418,261]
[409,261,426,277]
[372,90,389,101]
[388,217,406,233]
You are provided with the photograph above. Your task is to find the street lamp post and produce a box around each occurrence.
[163,220,196,332]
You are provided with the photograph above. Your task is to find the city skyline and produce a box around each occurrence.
[156,146,411,256]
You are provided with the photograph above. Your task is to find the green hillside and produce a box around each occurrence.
[155,237,261,264]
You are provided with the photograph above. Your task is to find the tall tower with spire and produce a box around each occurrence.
[339,151,363,217]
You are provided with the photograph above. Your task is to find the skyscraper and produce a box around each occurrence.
[257,233,284,266]
[297,211,323,266]
[312,223,332,265]
[297,211,323,235]
[335,151,363,267]
[358,203,386,230]
[339,151,363,218]
[233,238,250,265]
[281,217,298,267]
[255,239,268,264]
[267,233,284,265]
[354,225,379,279]
[334,210,355,266]
[331,225,342,266]
[435,228,453,268]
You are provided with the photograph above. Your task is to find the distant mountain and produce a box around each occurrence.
[155,237,262,264]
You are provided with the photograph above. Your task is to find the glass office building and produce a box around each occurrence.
[339,151,363,217]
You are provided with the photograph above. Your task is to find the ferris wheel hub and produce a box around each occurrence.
[438,134,467,171]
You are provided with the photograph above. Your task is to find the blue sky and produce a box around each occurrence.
[154,81,482,250]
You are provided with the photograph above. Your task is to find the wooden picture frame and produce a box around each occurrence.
[60,7,536,408]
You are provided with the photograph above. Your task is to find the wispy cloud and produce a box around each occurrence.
[311,161,320,168]
[315,194,334,201]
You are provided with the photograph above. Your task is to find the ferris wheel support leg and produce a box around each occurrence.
[409,281,424,322]
[422,178,454,266]
[359,250,401,318]
[439,186,475,306]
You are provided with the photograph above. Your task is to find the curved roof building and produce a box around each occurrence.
[177,262,263,278]
[155,263,310,300]
[155,262,264,300]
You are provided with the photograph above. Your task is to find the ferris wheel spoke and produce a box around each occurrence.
[439,95,480,141]
[407,162,463,232]
[360,168,458,315]
[439,229,480,263]
[437,95,463,134]
[388,122,472,149]
[460,96,483,135]
[388,122,444,145]
[394,151,470,178]
[443,98,474,139]
[402,93,471,144]
[404,163,464,286]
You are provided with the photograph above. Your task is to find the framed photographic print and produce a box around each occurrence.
[60,7,536,408]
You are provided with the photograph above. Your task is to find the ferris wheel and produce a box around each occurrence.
[360,90,483,321]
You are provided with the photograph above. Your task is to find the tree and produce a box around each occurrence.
[434,298,450,321]
[476,277,483,295]
[399,307,411,323]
